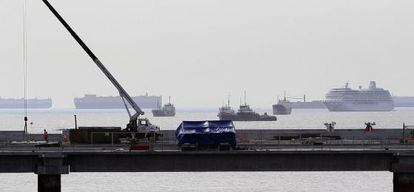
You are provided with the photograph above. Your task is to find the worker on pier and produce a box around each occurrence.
[43,129,48,143]
[365,122,375,132]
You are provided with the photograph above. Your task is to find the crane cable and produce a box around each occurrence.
[22,0,28,134]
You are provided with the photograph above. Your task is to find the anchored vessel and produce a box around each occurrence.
[152,97,176,117]
[74,94,161,109]
[290,100,326,109]
[272,93,292,115]
[393,96,414,107]
[324,81,394,112]
[0,98,52,109]
[218,93,276,121]
[284,95,325,109]
[218,99,236,118]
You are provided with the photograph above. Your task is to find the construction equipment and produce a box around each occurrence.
[41,0,160,137]
[401,123,414,144]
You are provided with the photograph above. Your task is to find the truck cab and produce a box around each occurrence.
[137,118,160,133]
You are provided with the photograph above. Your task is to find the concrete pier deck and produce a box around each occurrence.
[0,146,413,192]
[0,128,412,191]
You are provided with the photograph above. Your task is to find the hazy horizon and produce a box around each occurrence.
[1,0,414,108]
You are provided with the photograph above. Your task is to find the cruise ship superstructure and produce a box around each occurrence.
[324,81,394,112]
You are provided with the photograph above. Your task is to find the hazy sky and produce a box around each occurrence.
[1,0,414,108]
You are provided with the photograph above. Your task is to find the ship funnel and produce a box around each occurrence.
[369,81,377,89]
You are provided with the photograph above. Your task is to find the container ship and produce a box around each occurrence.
[0,98,52,109]
[324,81,394,112]
[74,94,161,109]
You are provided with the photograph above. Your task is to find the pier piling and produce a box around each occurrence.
[35,153,68,192]
[392,155,414,192]
[38,174,61,192]
[394,173,414,192]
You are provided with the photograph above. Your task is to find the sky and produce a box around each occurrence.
[1,0,414,108]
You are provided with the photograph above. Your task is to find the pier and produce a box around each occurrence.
[0,128,412,192]
[0,146,413,192]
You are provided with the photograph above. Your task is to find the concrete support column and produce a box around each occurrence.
[394,173,414,192]
[38,174,61,192]
[392,154,414,192]
[35,153,68,192]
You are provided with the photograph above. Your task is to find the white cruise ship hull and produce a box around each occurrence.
[324,101,394,112]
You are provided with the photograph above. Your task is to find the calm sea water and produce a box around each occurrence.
[1,107,413,133]
[0,172,392,192]
[0,108,410,191]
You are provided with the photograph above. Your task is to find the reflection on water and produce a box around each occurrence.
[0,172,392,192]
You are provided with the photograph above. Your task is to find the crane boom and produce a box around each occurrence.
[41,0,144,128]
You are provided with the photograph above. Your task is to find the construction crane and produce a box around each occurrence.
[41,0,159,135]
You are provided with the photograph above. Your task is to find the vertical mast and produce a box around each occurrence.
[22,0,28,134]
[244,90,247,105]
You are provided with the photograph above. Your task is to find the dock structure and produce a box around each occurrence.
[0,128,412,191]
[0,149,414,192]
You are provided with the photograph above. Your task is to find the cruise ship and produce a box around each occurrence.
[324,81,394,112]
[74,94,162,109]
[0,98,52,109]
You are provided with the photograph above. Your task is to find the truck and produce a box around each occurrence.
[42,0,160,145]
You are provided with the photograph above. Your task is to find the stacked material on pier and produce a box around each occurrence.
[69,127,122,144]
[176,120,237,148]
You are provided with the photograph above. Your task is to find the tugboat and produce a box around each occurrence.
[218,92,277,121]
[152,96,176,117]
[272,92,292,115]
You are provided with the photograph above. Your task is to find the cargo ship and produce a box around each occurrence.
[74,94,161,109]
[272,97,292,115]
[324,81,394,112]
[285,95,325,109]
[290,100,326,109]
[393,96,414,107]
[0,98,52,109]
[152,97,176,117]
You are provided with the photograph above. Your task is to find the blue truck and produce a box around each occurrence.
[176,120,237,150]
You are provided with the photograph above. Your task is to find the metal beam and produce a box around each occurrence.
[67,151,394,172]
